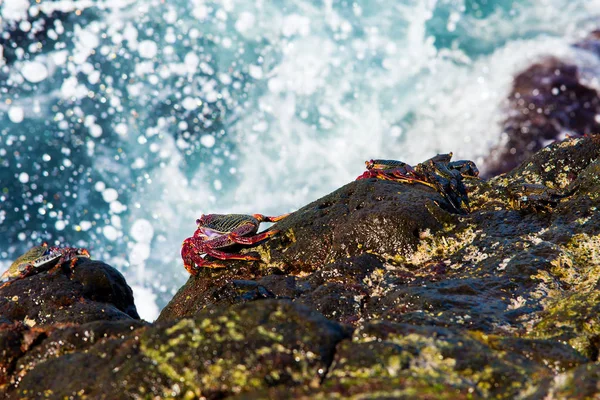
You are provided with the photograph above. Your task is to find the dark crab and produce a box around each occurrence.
[357,153,479,214]
[181,213,290,274]
[507,183,578,212]
[0,243,90,289]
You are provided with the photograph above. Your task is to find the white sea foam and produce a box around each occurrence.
[1,0,30,21]
[130,219,154,243]
[8,107,24,123]
[131,285,160,321]
[21,61,49,83]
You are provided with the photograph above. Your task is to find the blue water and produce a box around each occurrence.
[1,0,599,320]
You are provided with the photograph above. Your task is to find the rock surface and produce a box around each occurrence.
[483,31,600,177]
[485,56,600,176]
[0,258,139,325]
[3,136,600,398]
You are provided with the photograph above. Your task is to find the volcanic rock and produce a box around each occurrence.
[0,258,139,325]
[3,136,600,398]
[485,57,600,176]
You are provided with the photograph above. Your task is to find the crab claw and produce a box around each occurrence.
[62,247,91,270]
[181,238,202,275]
[181,238,230,275]
[78,248,91,258]
[356,170,377,180]
[182,238,196,273]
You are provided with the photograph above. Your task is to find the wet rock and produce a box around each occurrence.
[161,136,600,333]
[4,300,348,399]
[159,179,453,321]
[485,57,600,176]
[0,258,139,325]
[0,319,148,395]
[141,300,348,398]
[262,178,453,273]
[324,321,589,398]
[6,136,600,398]
[154,136,600,397]
[0,322,30,387]
[548,362,600,398]
[5,320,160,400]
[328,322,536,398]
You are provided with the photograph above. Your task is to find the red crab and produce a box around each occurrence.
[181,213,290,274]
[356,153,479,214]
[357,159,435,188]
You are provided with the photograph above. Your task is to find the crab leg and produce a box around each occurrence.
[181,238,227,273]
[183,246,259,274]
[358,169,438,190]
[193,261,227,270]
[47,248,90,275]
[183,257,227,274]
[181,236,260,274]
[252,213,290,223]
[195,221,281,248]
[0,263,37,289]
[203,248,260,261]
[229,230,279,245]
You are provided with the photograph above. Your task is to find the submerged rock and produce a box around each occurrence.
[3,136,600,398]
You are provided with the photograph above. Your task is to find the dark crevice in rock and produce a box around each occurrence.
[589,335,600,362]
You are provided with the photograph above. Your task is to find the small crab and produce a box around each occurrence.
[507,183,577,212]
[181,213,290,274]
[0,243,90,289]
[357,153,479,214]
[359,159,429,186]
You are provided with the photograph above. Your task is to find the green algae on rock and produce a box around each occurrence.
[155,136,600,397]
[5,301,347,399]
[4,136,600,398]
[142,300,348,398]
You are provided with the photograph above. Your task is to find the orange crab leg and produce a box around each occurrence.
[357,169,438,190]
[47,248,90,275]
[252,213,290,223]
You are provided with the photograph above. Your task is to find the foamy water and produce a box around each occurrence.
[1,0,600,320]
